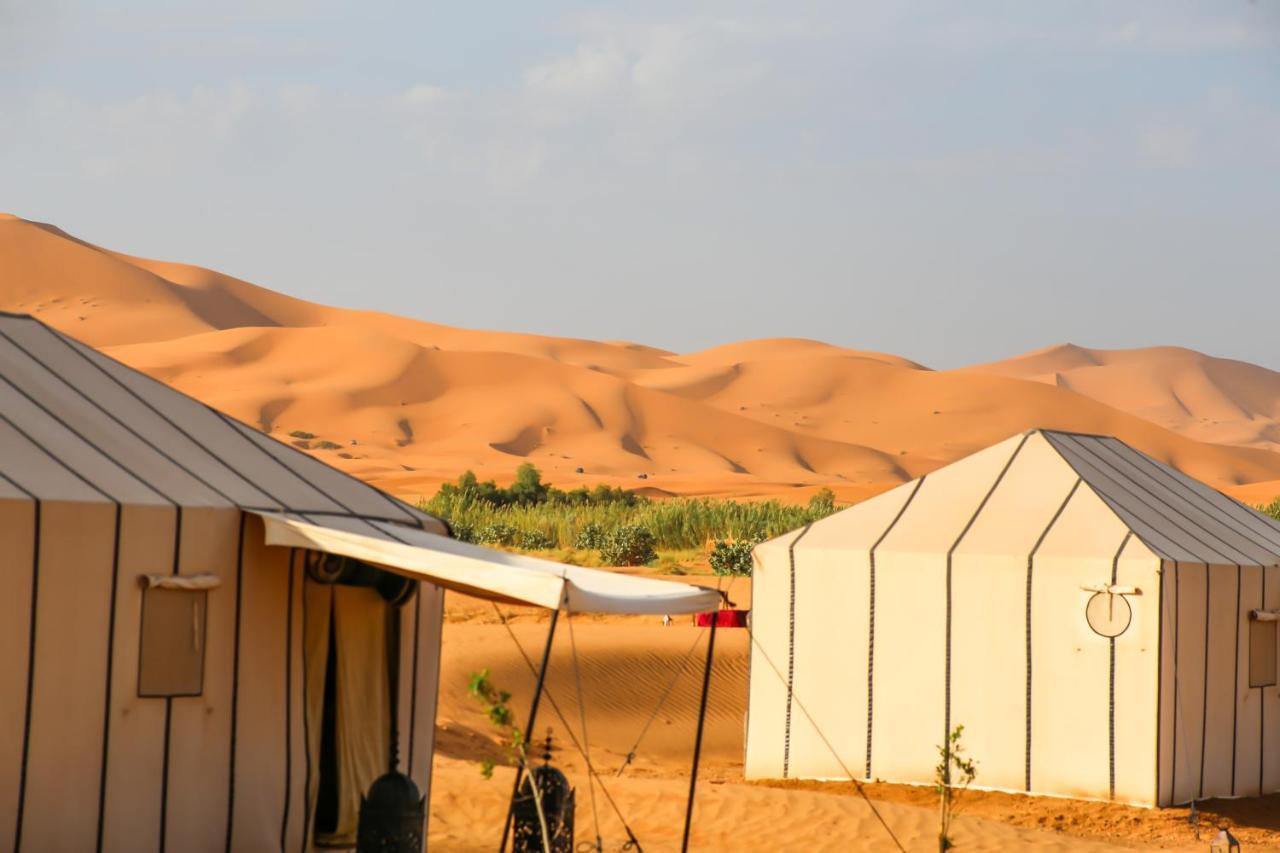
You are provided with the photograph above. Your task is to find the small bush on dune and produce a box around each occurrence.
[573,522,607,550]
[289,430,315,440]
[517,529,554,550]
[476,523,519,547]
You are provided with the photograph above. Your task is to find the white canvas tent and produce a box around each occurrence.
[745,429,1280,807]
[0,311,718,852]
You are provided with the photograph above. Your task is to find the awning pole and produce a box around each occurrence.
[499,603,561,851]
[681,617,718,853]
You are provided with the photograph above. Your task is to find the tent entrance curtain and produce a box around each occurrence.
[305,577,391,848]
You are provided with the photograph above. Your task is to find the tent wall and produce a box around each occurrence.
[1,506,444,853]
[1158,562,1280,806]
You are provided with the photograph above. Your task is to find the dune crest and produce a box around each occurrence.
[4,213,1280,504]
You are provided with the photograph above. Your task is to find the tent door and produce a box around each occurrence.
[306,581,391,848]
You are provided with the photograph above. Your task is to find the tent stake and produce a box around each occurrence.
[500,604,561,851]
[681,617,718,853]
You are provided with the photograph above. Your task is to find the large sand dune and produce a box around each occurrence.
[5,212,1280,506]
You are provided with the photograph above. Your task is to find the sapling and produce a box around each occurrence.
[467,669,552,853]
[935,724,978,851]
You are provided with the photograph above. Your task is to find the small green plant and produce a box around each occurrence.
[518,529,555,550]
[935,725,978,851]
[599,525,657,566]
[573,522,606,550]
[477,523,520,547]
[467,669,552,853]
[315,440,343,450]
[708,539,759,576]
[289,430,315,440]
[1259,498,1280,522]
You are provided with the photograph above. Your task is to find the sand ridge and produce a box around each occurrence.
[5,212,1280,507]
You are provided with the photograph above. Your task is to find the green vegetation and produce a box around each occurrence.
[288,430,316,440]
[1259,498,1280,522]
[420,465,841,569]
[708,539,759,576]
[315,440,343,450]
[935,725,978,852]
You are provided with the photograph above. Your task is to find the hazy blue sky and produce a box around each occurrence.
[3,1,1278,367]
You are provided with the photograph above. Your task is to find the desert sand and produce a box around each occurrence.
[8,213,1280,849]
[5,213,1280,507]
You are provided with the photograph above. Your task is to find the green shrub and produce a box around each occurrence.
[518,530,554,550]
[450,522,477,543]
[315,440,343,450]
[289,430,316,440]
[573,522,606,550]
[477,523,519,547]
[599,526,657,566]
[709,539,759,576]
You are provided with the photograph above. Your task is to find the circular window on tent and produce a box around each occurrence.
[1086,591,1132,638]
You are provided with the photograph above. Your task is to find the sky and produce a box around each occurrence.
[2,1,1279,368]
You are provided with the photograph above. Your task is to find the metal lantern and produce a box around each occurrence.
[1210,827,1241,853]
[512,732,575,853]
[356,771,425,853]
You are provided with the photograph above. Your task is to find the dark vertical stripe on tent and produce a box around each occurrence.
[781,524,813,779]
[300,567,313,853]
[1109,531,1132,801]
[159,508,183,853]
[1230,565,1242,796]
[1199,564,1211,800]
[13,497,40,853]
[1025,478,1083,792]
[281,549,297,851]
[408,583,422,778]
[95,505,124,853]
[1261,568,1268,797]
[225,514,248,853]
[944,433,1031,768]
[865,477,925,780]
[1171,562,1180,802]
[1155,570,1165,805]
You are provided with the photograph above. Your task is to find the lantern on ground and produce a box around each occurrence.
[1210,827,1241,853]
[512,731,575,853]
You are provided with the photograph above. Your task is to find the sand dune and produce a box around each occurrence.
[5,212,1280,506]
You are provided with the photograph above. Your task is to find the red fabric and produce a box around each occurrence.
[695,609,748,628]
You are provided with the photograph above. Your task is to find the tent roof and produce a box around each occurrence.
[764,429,1280,568]
[0,312,720,614]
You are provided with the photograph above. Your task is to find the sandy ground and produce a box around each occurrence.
[428,592,1280,852]
[5,213,1280,506]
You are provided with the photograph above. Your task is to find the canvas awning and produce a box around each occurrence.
[254,512,722,615]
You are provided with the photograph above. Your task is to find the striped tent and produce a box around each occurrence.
[745,429,1280,806]
[0,311,717,852]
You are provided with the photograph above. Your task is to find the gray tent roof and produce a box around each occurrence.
[0,312,444,539]
[1041,430,1280,567]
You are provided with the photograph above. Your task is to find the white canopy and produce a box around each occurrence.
[255,512,722,615]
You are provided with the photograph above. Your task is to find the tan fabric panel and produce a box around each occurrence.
[867,435,1025,785]
[951,434,1082,792]
[164,507,240,853]
[284,547,308,853]
[1232,565,1264,798]
[1198,564,1243,799]
[303,578,333,851]
[226,517,293,851]
[784,479,921,780]
[1029,486,1133,801]
[744,527,808,778]
[1263,566,1280,794]
[409,583,445,801]
[1157,563,1177,806]
[1170,562,1208,805]
[787,544,869,779]
[0,499,35,849]
[1112,538,1161,805]
[21,501,117,852]
[101,505,179,853]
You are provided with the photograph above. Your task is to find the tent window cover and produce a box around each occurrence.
[138,587,209,697]
[1250,617,1278,689]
